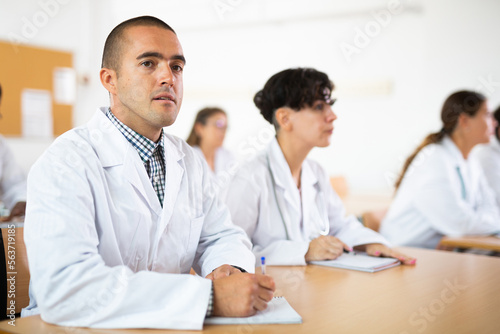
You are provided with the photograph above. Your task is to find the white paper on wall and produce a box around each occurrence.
[53,67,76,105]
[21,89,53,138]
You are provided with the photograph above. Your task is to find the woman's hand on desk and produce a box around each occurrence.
[305,235,351,261]
[358,243,417,265]
[212,273,276,317]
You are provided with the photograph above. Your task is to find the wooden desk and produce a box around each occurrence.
[1,247,499,333]
[439,235,500,252]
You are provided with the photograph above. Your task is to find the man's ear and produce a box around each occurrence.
[275,107,293,131]
[100,68,117,95]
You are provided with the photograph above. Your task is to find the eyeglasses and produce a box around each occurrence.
[209,119,227,130]
[325,97,336,106]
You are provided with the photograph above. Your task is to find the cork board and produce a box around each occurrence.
[0,41,73,137]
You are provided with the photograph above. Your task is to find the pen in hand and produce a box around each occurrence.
[343,248,356,255]
[261,256,266,275]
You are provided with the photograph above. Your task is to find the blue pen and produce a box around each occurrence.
[261,256,266,275]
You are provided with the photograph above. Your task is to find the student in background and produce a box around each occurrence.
[225,68,416,266]
[22,16,274,330]
[0,83,27,220]
[380,91,500,249]
[186,107,237,182]
[472,106,500,207]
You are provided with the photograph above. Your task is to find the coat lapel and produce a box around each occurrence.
[268,139,301,211]
[88,108,162,217]
[267,139,302,240]
[300,162,326,240]
[159,135,185,233]
[122,151,163,216]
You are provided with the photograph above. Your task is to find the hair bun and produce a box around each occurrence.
[253,89,274,124]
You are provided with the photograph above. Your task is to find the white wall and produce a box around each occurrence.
[1,0,499,195]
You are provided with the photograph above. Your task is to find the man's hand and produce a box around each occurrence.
[305,235,351,261]
[212,273,275,317]
[0,201,26,222]
[206,264,242,280]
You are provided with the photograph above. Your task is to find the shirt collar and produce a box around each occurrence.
[441,135,466,165]
[105,108,164,163]
[266,137,318,189]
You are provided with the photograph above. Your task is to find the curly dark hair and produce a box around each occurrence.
[253,68,334,126]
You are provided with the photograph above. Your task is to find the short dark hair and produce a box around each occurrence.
[101,16,176,73]
[0,83,2,101]
[253,68,334,126]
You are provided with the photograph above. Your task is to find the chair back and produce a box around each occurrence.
[0,224,30,320]
[329,176,349,199]
[361,209,388,232]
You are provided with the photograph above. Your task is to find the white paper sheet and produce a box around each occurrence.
[311,252,400,272]
[204,297,302,325]
[53,67,76,105]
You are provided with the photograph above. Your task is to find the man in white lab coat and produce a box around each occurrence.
[22,16,274,329]
[0,83,27,220]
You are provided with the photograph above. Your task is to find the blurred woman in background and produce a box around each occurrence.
[186,107,237,192]
[380,91,500,249]
[0,83,27,220]
[472,106,500,207]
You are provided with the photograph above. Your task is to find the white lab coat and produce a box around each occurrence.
[22,108,254,330]
[225,138,389,266]
[0,134,26,209]
[192,146,237,176]
[471,138,500,208]
[192,146,239,197]
[380,136,500,249]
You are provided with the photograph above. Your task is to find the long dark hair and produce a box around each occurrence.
[186,107,226,146]
[395,90,486,190]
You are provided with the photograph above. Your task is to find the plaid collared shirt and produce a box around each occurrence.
[106,109,166,207]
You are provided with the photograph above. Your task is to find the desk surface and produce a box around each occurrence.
[439,235,500,252]
[1,247,499,334]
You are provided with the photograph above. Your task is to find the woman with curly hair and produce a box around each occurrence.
[225,68,415,266]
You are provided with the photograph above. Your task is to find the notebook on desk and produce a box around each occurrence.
[204,296,302,325]
[310,252,400,272]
